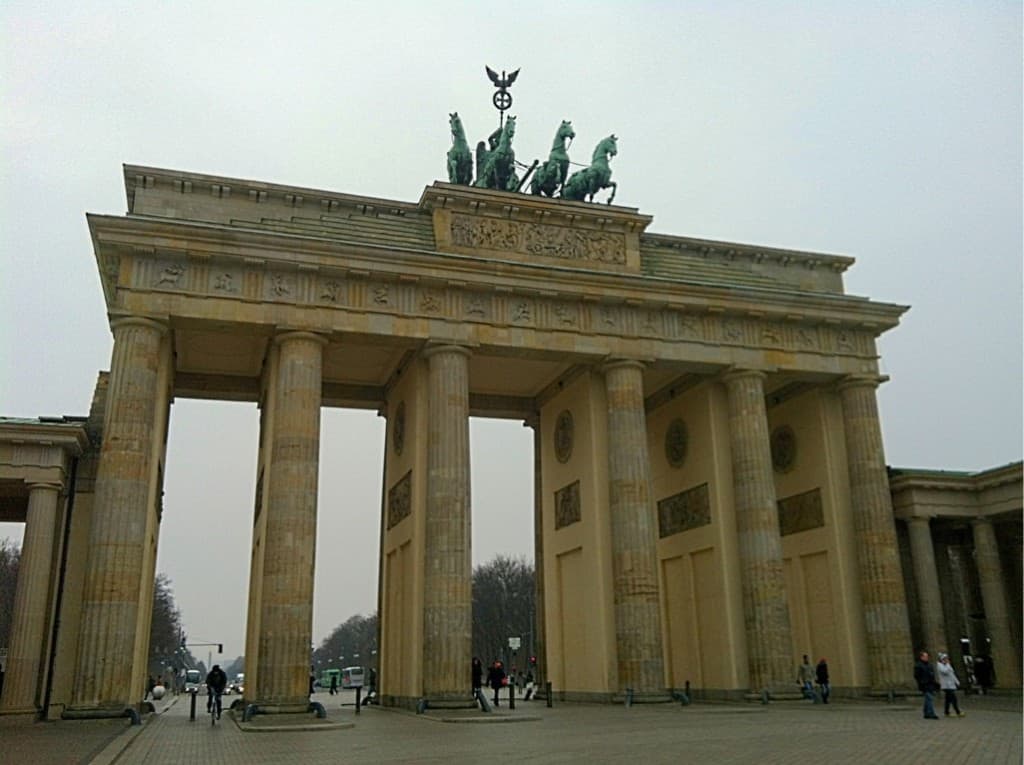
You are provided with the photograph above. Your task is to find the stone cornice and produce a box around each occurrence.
[889,461,1023,494]
[641,231,854,274]
[123,164,421,218]
[87,213,908,336]
[0,419,90,455]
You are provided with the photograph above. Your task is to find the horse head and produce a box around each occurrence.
[558,120,576,144]
[593,134,618,162]
[449,112,464,140]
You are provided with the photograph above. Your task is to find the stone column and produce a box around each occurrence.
[421,345,473,704]
[256,331,325,711]
[905,517,946,655]
[837,376,912,690]
[603,359,666,698]
[972,517,1021,686]
[527,415,546,689]
[722,369,794,693]
[0,482,62,713]
[71,317,167,712]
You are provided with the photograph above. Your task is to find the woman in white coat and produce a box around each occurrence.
[936,652,964,717]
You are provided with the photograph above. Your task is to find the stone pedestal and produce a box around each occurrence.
[0,482,61,713]
[70,317,167,713]
[254,332,325,711]
[421,345,473,704]
[603,360,666,697]
[722,369,794,693]
[906,517,946,655]
[972,518,1021,687]
[838,376,911,690]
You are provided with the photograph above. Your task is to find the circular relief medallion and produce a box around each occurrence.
[665,418,689,468]
[392,401,406,456]
[554,409,574,464]
[770,425,797,473]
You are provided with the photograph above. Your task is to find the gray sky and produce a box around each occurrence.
[2,2,1020,662]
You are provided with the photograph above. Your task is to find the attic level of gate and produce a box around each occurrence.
[90,165,906,411]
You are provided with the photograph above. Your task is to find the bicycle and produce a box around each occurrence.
[208,689,223,725]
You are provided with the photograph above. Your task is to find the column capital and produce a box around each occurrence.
[27,481,63,493]
[273,330,328,347]
[970,515,995,528]
[600,357,649,375]
[422,343,473,360]
[109,316,169,335]
[836,373,890,393]
[719,367,769,386]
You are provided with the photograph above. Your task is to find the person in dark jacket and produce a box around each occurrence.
[487,660,506,707]
[913,650,940,719]
[815,658,830,704]
[471,657,484,694]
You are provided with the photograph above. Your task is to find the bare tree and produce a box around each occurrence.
[313,613,378,680]
[472,555,535,673]
[0,538,20,652]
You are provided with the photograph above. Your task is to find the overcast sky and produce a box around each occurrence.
[2,2,1020,662]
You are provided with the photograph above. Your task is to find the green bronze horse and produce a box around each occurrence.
[530,120,575,198]
[447,112,473,185]
[474,116,518,192]
[561,134,618,204]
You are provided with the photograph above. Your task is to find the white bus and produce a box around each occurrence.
[341,666,364,689]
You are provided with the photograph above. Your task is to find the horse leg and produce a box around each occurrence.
[606,181,617,205]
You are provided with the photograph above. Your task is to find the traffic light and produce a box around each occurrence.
[529,655,536,666]
[218,644,223,654]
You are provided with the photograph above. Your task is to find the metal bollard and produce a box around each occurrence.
[545,681,552,708]
[189,690,197,721]
[509,678,515,710]
[625,687,634,708]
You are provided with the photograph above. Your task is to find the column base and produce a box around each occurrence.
[612,690,673,704]
[63,705,134,720]
[245,700,312,715]
[0,706,38,718]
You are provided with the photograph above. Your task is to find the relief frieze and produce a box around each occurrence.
[387,470,412,530]
[657,482,711,538]
[211,270,240,294]
[554,479,581,530]
[319,278,345,304]
[777,487,824,536]
[153,262,186,289]
[450,213,626,265]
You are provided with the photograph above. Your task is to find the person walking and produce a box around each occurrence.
[329,672,338,696]
[471,657,484,695]
[487,659,506,708]
[936,653,964,717]
[914,650,940,719]
[815,658,830,704]
[797,655,815,699]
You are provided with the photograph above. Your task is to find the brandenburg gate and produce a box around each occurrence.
[2,160,1015,720]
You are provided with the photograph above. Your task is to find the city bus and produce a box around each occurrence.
[341,666,364,689]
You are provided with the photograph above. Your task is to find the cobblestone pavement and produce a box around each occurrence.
[1,690,1020,765]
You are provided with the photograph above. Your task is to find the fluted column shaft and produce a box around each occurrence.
[906,517,946,655]
[0,482,61,712]
[256,332,325,709]
[838,377,911,689]
[723,369,793,692]
[72,317,166,710]
[422,345,472,701]
[603,360,665,695]
[972,518,1021,686]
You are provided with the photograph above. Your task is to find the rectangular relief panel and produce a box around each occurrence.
[777,487,824,536]
[554,480,581,530]
[387,470,412,530]
[657,483,710,538]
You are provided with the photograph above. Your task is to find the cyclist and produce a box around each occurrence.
[205,664,228,720]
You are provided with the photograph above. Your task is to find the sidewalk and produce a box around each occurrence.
[1,689,1019,765]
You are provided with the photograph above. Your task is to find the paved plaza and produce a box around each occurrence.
[1,689,1020,765]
